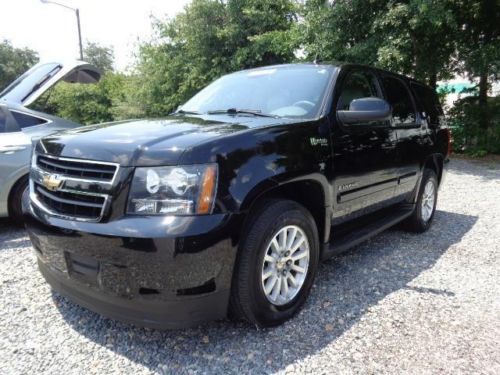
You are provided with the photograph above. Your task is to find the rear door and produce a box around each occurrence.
[380,74,423,200]
[331,67,399,225]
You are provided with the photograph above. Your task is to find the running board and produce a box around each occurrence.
[321,205,414,260]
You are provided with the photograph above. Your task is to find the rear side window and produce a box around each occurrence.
[11,111,47,128]
[411,83,443,126]
[381,76,416,125]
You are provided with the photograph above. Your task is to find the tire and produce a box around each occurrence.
[404,168,438,233]
[229,199,320,328]
[8,176,29,225]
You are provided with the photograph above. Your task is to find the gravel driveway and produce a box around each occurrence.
[1,157,499,375]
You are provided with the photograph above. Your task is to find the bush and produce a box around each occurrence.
[448,96,500,155]
[30,73,143,125]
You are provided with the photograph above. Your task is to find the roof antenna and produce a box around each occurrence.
[313,53,319,65]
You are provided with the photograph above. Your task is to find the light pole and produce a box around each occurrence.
[40,0,83,60]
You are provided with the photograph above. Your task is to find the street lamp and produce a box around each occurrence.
[40,0,83,60]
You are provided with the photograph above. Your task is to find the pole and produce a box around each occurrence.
[76,8,83,60]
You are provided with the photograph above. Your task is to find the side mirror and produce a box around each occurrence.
[337,97,391,125]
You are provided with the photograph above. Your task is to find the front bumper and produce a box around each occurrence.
[25,203,240,329]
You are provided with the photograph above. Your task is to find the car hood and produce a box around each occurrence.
[38,115,293,166]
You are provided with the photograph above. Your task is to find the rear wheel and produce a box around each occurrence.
[404,168,438,232]
[230,199,319,327]
[8,176,29,225]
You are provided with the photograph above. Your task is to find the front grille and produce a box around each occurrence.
[35,184,105,219]
[32,155,119,222]
[37,155,116,181]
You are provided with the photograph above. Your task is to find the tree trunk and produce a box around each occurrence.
[428,73,437,89]
[478,70,489,130]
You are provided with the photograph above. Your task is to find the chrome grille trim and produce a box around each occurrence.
[35,153,119,185]
[30,153,120,222]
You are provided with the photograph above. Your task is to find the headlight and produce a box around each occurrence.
[127,164,218,215]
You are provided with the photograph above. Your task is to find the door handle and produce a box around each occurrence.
[0,145,27,153]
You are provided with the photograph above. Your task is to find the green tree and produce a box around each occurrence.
[39,73,127,125]
[454,0,499,128]
[0,40,39,91]
[83,41,114,73]
[373,0,458,87]
[301,0,458,87]
[301,0,387,66]
[134,0,299,116]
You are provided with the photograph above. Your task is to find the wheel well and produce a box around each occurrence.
[424,154,444,184]
[246,180,327,243]
[7,174,29,216]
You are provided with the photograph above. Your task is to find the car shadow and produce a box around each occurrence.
[52,210,477,373]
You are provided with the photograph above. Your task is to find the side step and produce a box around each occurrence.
[321,205,414,261]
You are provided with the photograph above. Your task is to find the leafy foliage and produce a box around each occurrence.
[448,96,500,154]
[133,0,299,116]
[301,0,458,87]
[33,73,130,125]
[83,42,115,73]
[0,40,39,91]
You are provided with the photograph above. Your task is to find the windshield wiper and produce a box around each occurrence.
[207,108,279,118]
[172,109,202,116]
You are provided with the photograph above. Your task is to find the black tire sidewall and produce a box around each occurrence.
[9,176,29,224]
[414,169,438,231]
[238,200,319,327]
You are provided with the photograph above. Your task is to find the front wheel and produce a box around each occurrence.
[229,199,319,327]
[404,168,438,233]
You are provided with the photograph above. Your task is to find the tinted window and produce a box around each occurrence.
[11,111,47,128]
[381,76,416,125]
[181,66,334,120]
[411,83,442,125]
[337,70,380,110]
[0,107,20,133]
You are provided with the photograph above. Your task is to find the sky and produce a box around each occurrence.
[0,0,191,71]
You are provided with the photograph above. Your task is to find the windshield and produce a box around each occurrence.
[0,63,61,104]
[181,66,334,119]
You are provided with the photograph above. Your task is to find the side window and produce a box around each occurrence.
[0,107,20,133]
[381,76,417,125]
[411,83,443,126]
[11,111,47,128]
[337,70,381,111]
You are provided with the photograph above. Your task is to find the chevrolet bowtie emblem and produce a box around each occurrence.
[42,174,63,191]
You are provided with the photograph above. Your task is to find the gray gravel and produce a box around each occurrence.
[1,157,499,375]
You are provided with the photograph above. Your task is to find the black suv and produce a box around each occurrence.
[25,63,450,329]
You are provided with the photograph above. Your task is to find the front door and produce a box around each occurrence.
[331,67,399,225]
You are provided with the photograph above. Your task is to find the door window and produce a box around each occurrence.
[337,70,381,111]
[381,76,417,125]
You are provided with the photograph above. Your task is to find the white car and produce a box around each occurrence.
[0,60,100,223]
